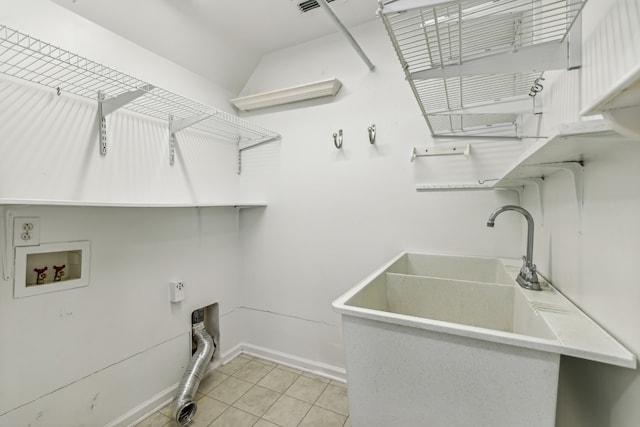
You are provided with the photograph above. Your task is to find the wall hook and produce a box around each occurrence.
[333,129,343,149]
[368,124,376,144]
[529,77,545,97]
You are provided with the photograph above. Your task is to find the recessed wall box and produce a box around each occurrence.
[191,303,220,364]
[14,241,91,298]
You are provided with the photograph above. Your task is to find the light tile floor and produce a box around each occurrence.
[134,354,350,427]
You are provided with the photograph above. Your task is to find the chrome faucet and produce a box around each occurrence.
[486,205,541,291]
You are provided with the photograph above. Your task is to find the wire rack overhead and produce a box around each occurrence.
[379,0,588,138]
[0,24,280,149]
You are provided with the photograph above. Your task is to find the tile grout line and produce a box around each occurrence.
[200,356,269,427]
[294,379,330,427]
[230,358,340,427]
[146,354,348,427]
[248,372,295,427]
[241,357,334,427]
[251,360,306,427]
[224,359,278,425]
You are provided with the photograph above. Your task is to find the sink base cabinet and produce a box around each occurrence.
[342,315,560,427]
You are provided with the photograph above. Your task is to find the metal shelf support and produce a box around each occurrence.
[168,113,213,165]
[526,161,584,232]
[317,0,375,71]
[1,207,13,281]
[98,86,153,156]
[237,136,281,174]
[524,177,546,226]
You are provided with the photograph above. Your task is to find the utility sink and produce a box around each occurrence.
[332,252,636,427]
[348,253,555,341]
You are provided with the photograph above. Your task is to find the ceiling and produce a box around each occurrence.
[50,0,381,93]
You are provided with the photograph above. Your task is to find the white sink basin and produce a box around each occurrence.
[386,252,512,283]
[332,252,636,427]
[335,252,635,366]
[352,273,556,340]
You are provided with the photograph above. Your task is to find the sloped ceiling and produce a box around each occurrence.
[50,0,380,93]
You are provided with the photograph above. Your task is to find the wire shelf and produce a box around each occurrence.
[0,24,281,147]
[414,71,540,110]
[379,0,587,138]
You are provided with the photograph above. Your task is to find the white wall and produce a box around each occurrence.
[4,0,638,425]
[0,0,243,204]
[236,20,524,374]
[0,206,242,426]
[523,0,640,427]
[0,78,240,204]
[523,1,640,426]
[237,1,640,425]
[0,1,248,425]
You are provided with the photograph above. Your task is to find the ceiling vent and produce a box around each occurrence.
[297,0,336,13]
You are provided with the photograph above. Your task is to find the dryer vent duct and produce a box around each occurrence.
[172,309,216,425]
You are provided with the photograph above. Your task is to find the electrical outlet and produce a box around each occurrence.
[13,217,40,247]
[170,280,185,303]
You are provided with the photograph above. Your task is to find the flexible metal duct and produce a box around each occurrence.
[172,315,216,425]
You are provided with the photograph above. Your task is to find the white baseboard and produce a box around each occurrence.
[219,342,245,364]
[235,342,347,383]
[106,383,177,427]
[109,358,224,427]
[108,343,345,426]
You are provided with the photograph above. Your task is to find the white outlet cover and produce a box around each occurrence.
[13,217,41,247]
[169,280,185,303]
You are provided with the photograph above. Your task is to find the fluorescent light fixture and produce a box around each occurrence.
[231,78,342,111]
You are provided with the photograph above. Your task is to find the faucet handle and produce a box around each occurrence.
[519,256,528,276]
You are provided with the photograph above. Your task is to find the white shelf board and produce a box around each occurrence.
[414,119,631,192]
[581,65,640,141]
[231,78,342,111]
[496,119,630,186]
[583,64,640,114]
[416,183,496,192]
[0,199,266,208]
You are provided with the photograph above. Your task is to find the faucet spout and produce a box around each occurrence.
[486,205,541,291]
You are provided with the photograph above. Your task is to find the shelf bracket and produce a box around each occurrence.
[236,135,281,174]
[566,3,583,70]
[317,0,375,71]
[237,137,242,175]
[168,113,213,165]
[239,136,281,152]
[1,207,14,281]
[527,161,584,232]
[98,91,107,156]
[524,177,545,226]
[97,85,153,156]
